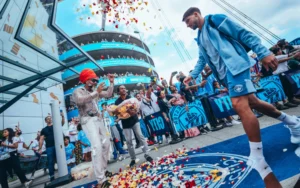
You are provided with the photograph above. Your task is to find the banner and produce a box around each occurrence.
[256,75,286,103]
[289,37,300,45]
[208,93,236,119]
[144,112,170,136]
[284,70,300,95]
[139,118,150,138]
[169,100,207,132]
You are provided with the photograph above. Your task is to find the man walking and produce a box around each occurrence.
[39,112,65,181]
[182,7,300,188]
[115,85,153,167]
[72,69,114,187]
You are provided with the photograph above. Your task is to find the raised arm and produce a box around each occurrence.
[99,84,114,98]
[169,72,177,86]
[99,74,115,98]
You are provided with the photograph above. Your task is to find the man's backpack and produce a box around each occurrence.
[208,15,251,53]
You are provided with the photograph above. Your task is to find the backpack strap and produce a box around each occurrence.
[208,15,251,52]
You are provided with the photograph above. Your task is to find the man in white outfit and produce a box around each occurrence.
[73,69,114,188]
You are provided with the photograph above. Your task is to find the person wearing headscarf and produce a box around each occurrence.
[72,69,115,188]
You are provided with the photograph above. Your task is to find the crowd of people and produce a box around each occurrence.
[2,6,300,188]
[99,72,146,79]
[59,37,148,57]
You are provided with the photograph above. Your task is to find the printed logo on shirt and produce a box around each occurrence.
[234,85,244,93]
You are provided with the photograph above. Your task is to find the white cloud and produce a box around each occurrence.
[69,0,300,81]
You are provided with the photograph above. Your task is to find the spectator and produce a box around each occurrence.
[156,90,182,144]
[202,65,217,95]
[270,47,300,105]
[167,86,186,139]
[13,126,30,156]
[39,112,65,181]
[277,39,300,55]
[135,92,156,145]
[68,118,79,146]
[77,124,91,162]
[271,47,300,73]
[260,63,298,109]
[31,131,46,156]
[102,104,128,159]
[64,136,76,174]
[1,128,32,187]
[0,137,12,188]
[169,72,181,92]
[179,76,201,103]
[143,85,167,144]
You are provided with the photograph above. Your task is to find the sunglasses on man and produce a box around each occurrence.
[91,79,99,83]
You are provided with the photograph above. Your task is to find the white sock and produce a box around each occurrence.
[296,145,300,157]
[247,142,272,179]
[277,112,299,128]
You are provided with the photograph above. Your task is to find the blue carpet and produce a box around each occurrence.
[199,122,300,187]
[74,122,300,188]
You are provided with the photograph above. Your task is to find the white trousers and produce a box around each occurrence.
[81,116,110,183]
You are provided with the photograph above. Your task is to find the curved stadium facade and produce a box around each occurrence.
[59,31,157,120]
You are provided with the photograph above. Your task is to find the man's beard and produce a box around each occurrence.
[192,23,198,30]
[192,19,198,30]
[87,84,95,90]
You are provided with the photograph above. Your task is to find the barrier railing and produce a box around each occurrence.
[67,72,299,136]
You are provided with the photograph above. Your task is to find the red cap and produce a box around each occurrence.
[79,69,98,84]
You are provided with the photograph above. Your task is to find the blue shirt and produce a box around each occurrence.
[65,143,75,161]
[214,86,225,94]
[77,130,91,149]
[195,74,216,96]
[204,74,216,95]
[201,27,227,79]
[195,75,208,96]
[103,111,116,126]
[174,82,181,92]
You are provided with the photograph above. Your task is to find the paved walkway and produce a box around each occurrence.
[9,107,300,188]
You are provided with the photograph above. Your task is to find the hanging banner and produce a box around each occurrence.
[169,100,207,132]
[256,75,286,103]
[144,112,170,136]
[208,93,236,119]
[284,70,300,95]
[139,118,150,138]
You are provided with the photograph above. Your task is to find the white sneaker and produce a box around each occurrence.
[123,143,128,150]
[295,145,300,157]
[231,120,241,125]
[166,137,171,144]
[24,180,32,188]
[285,118,300,144]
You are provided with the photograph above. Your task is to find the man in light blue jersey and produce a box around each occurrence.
[182,7,300,188]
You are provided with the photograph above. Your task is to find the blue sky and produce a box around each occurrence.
[56,0,300,81]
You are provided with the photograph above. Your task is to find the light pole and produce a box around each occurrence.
[133,31,156,77]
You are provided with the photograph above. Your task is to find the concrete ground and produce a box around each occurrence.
[8,107,300,188]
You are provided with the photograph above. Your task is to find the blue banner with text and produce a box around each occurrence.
[208,93,236,119]
[139,118,150,138]
[169,100,207,132]
[256,75,286,103]
[144,112,170,136]
[284,70,300,95]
